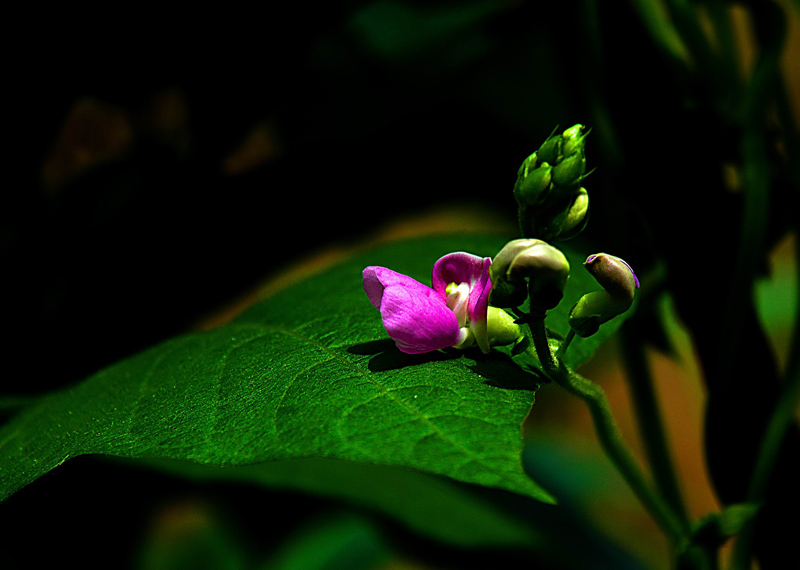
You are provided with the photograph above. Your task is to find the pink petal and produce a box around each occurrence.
[432,252,490,298]
[363,266,463,354]
[468,258,492,353]
[432,253,492,353]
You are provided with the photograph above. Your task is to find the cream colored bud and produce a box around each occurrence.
[491,239,570,311]
[490,239,542,308]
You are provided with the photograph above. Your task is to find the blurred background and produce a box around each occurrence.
[2,1,799,568]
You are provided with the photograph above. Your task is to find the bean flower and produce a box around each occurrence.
[363,252,492,354]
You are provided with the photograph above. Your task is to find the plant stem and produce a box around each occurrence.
[524,280,686,547]
[555,330,576,360]
[527,314,558,381]
[729,360,800,570]
[553,363,687,545]
[619,326,690,530]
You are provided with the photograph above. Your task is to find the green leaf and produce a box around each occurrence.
[690,503,761,548]
[0,234,625,506]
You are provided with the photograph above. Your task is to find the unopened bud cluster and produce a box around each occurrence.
[497,125,638,342]
[514,125,590,242]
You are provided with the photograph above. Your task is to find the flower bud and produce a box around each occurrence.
[558,188,589,239]
[514,162,552,206]
[537,133,562,164]
[562,124,584,140]
[551,152,586,188]
[490,239,570,310]
[533,188,589,242]
[561,124,587,157]
[584,253,639,300]
[486,306,523,347]
[517,151,537,177]
[568,253,639,337]
[490,239,539,308]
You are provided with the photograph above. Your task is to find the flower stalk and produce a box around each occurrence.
[557,366,687,544]
[523,279,687,546]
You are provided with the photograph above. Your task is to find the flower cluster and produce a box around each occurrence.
[363,124,638,356]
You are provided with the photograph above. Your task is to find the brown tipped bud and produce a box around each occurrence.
[584,253,639,302]
[568,253,639,337]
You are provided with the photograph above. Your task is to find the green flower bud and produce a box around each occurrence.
[537,133,562,164]
[514,162,552,206]
[486,306,523,347]
[517,151,537,178]
[561,124,587,157]
[532,188,589,242]
[558,188,589,239]
[562,124,584,139]
[568,253,639,337]
[552,151,586,188]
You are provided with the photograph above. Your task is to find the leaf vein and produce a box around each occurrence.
[255,323,512,477]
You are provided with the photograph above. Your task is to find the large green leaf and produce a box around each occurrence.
[0,234,624,504]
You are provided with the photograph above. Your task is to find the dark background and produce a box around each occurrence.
[6,4,583,395]
[3,2,799,568]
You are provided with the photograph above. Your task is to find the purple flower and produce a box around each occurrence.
[363,252,492,354]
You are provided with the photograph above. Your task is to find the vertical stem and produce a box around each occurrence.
[552,365,687,545]
[528,316,557,380]
[555,330,576,360]
[523,295,686,547]
[730,360,800,570]
[619,326,690,530]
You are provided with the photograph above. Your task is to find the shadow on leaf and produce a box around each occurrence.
[347,340,462,372]
[467,351,544,391]
[347,340,542,391]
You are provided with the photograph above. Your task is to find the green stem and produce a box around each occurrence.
[527,315,558,381]
[555,330,576,360]
[552,363,687,545]
[730,362,800,570]
[730,241,800,568]
[664,0,718,88]
[524,279,686,547]
[628,0,690,67]
[619,326,690,530]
